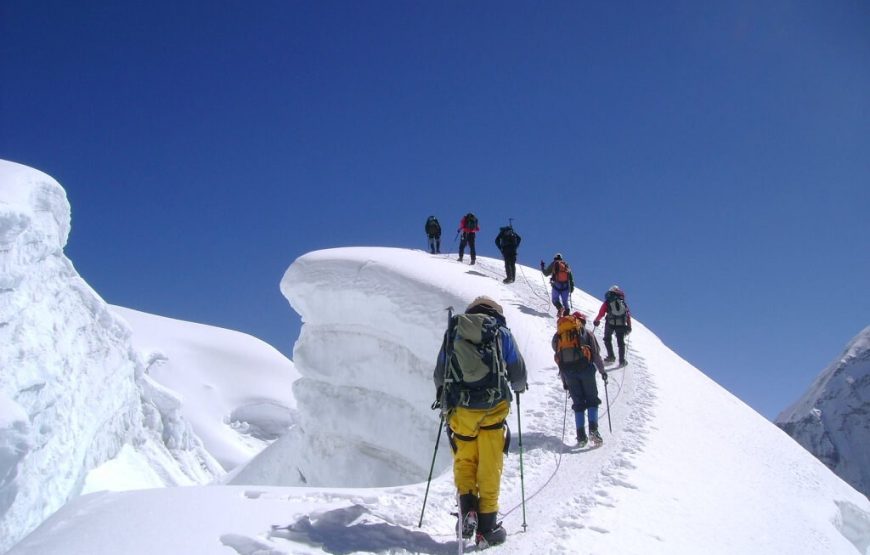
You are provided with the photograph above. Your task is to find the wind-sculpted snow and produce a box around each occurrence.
[777,326,870,498]
[232,248,468,487]
[0,160,220,552]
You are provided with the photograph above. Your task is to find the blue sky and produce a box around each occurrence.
[2,1,868,419]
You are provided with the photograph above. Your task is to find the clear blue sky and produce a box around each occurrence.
[2,1,868,419]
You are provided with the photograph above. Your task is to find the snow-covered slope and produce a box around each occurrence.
[12,246,869,554]
[0,161,222,552]
[107,305,300,473]
[776,326,870,499]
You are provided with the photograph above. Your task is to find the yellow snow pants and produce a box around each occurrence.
[448,400,510,514]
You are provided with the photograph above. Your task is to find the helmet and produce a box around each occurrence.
[609,285,621,293]
[466,295,504,316]
[554,253,563,260]
[572,311,587,323]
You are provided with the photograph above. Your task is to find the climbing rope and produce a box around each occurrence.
[516,263,552,315]
[499,358,629,521]
[500,389,571,521]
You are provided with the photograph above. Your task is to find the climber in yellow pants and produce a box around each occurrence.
[434,295,527,547]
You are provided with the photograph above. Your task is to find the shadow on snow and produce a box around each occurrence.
[270,505,459,555]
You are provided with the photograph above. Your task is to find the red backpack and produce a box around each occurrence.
[553,260,570,283]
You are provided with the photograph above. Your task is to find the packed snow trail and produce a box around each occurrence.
[422,256,652,553]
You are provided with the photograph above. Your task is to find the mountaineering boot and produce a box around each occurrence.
[603,355,616,363]
[503,277,511,283]
[589,422,603,446]
[458,256,463,262]
[470,257,476,265]
[458,493,478,539]
[576,426,588,447]
[619,358,627,367]
[476,512,507,547]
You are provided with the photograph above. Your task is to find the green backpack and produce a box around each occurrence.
[441,312,507,411]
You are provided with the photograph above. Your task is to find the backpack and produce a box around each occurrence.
[554,315,593,366]
[442,312,507,410]
[606,292,628,326]
[465,213,478,231]
[426,217,440,236]
[499,227,518,249]
[553,260,570,283]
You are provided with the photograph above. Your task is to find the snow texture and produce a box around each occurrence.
[0,161,221,551]
[2,160,870,554]
[108,305,300,473]
[777,326,870,499]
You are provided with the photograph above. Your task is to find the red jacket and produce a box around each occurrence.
[594,293,632,328]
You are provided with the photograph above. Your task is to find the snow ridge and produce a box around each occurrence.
[2,201,870,554]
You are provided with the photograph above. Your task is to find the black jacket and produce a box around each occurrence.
[495,227,521,254]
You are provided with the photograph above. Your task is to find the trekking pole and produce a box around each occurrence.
[516,392,528,531]
[603,374,612,433]
[418,414,444,527]
[420,306,455,527]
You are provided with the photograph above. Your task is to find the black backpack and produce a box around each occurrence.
[465,213,478,230]
[426,216,440,236]
[499,227,518,249]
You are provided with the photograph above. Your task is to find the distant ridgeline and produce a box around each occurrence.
[776,326,870,499]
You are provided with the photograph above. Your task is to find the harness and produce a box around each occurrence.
[448,419,511,455]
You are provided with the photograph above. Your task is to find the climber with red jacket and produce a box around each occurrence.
[457,213,479,265]
[593,285,632,367]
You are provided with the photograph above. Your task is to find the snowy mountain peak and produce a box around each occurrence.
[776,325,870,499]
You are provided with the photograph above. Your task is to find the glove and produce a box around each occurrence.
[600,371,608,383]
[561,376,568,390]
[513,382,528,394]
[540,261,545,271]
[570,286,575,293]
[431,386,443,410]
[593,320,600,327]
[626,327,632,336]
